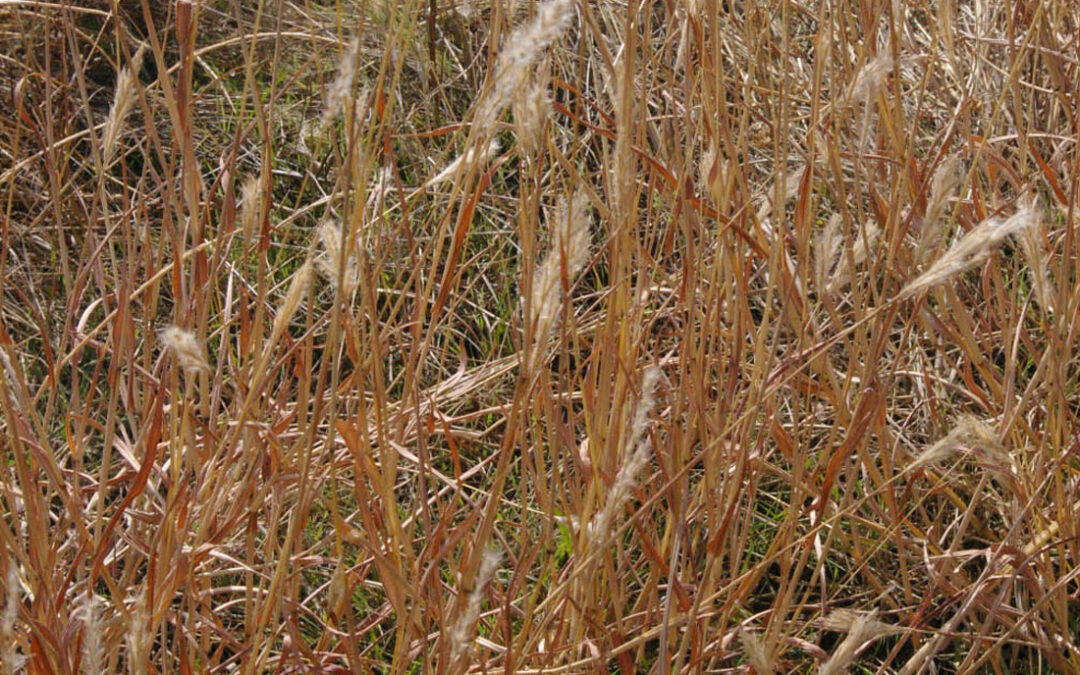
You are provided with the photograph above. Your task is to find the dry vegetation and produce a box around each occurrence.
[2,0,1080,672]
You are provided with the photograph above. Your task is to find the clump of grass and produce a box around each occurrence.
[3,0,1079,672]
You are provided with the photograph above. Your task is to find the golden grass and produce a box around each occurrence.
[2,0,1080,673]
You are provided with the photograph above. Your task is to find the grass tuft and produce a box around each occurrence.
[2,0,1080,672]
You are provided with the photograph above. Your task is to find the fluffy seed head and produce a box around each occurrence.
[849,53,893,102]
[239,173,266,248]
[910,416,1012,478]
[315,219,360,295]
[270,262,313,347]
[323,38,359,125]
[80,593,103,675]
[526,192,591,372]
[739,629,773,674]
[513,76,552,157]
[448,547,502,661]
[103,43,146,165]
[820,609,888,675]
[815,213,843,293]
[2,565,24,675]
[127,591,150,675]
[820,608,904,636]
[918,155,963,263]
[159,326,211,373]
[629,366,663,450]
[826,222,879,295]
[327,564,348,618]
[900,204,1039,299]
[1017,205,1053,313]
[755,165,805,221]
[425,139,501,189]
[475,0,575,130]
[0,348,21,413]
[925,155,962,228]
[586,367,662,545]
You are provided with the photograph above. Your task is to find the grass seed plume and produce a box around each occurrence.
[102,43,146,166]
[475,0,575,130]
[159,325,211,373]
[900,204,1039,299]
[526,192,591,373]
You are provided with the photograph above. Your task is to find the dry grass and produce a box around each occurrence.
[2,0,1080,673]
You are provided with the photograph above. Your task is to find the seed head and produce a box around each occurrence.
[159,325,211,373]
[315,219,360,295]
[901,204,1039,299]
[269,262,313,348]
[323,38,359,125]
[103,43,146,165]
[526,192,591,372]
[849,53,893,102]
[475,0,575,130]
